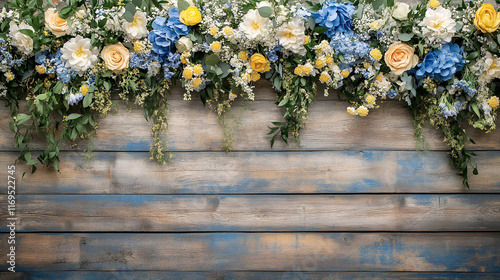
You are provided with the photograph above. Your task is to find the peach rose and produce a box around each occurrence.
[101,43,130,73]
[384,42,419,76]
[45,8,68,37]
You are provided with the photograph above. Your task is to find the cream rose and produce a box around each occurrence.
[175,36,193,53]
[45,8,68,37]
[393,2,410,21]
[479,52,500,84]
[122,10,148,39]
[61,35,99,75]
[101,43,130,73]
[277,18,306,56]
[9,22,34,55]
[239,9,271,41]
[419,6,456,44]
[384,42,419,76]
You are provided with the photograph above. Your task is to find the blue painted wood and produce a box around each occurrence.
[1,272,500,280]
[4,151,500,194]
[1,233,498,272]
[2,194,499,232]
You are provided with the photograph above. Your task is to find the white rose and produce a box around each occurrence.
[277,18,306,56]
[393,3,410,21]
[239,9,271,41]
[105,15,121,32]
[479,52,500,84]
[419,6,456,44]
[122,10,148,39]
[9,22,34,55]
[175,36,193,53]
[60,35,99,75]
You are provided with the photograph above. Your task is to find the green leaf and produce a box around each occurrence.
[83,92,93,108]
[178,0,190,11]
[67,113,81,120]
[53,82,64,94]
[307,16,315,31]
[398,33,414,42]
[220,62,231,78]
[356,4,364,19]
[125,2,137,15]
[278,97,288,107]
[258,6,273,18]
[18,29,34,37]
[132,0,142,7]
[16,114,31,125]
[466,51,479,61]
[37,93,48,101]
[205,54,220,66]
[103,81,111,92]
[59,6,73,19]
[314,26,328,34]
[122,11,134,22]
[471,102,480,118]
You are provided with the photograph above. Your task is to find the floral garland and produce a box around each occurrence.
[0,0,499,187]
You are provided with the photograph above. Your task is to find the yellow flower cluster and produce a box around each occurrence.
[210,41,222,52]
[489,96,499,109]
[429,0,440,9]
[294,64,313,77]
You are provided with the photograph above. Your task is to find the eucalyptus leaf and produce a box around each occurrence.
[258,6,273,18]
[178,0,190,11]
[205,54,220,66]
[122,11,135,22]
[398,33,414,42]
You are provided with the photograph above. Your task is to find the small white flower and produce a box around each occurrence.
[9,22,34,55]
[393,2,410,21]
[239,9,271,41]
[277,18,306,56]
[122,10,148,39]
[61,35,99,75]
[419,6,456,44]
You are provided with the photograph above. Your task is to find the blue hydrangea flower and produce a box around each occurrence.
[68,93,84,106]
[330,32,371,68]
[167,7,190,38]
[266,46,281,63]
[451,80,477,97]
[54,50,77,83]
[415,43,465,82]
[163,52,181,69]
[312,1,354,37]
[386,89,398,99]
[149,8,191,57]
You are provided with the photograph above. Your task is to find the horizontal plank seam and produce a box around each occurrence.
[3,231,500,234]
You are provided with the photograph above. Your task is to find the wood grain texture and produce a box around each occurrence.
[0,233,498,272]
[2,194,498,232]
[2,271,500,280]
[3,151,500,194]
[1,99,498,152]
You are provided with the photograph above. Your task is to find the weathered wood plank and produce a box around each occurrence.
[1,233,498,272]
[1,100,498,152]
[4,151,499,194]
[2,271,500,280]
[2,194,498,232]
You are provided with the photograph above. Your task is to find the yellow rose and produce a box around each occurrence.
[100,43,130,73]
[384,42,419,76]
[474,4,500,33]
[44,8,68,37]
[180,6,202,26]
[183,68,193,79]
[249,53,268,72]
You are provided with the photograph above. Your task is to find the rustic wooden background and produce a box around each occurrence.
[1,0,500,278]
